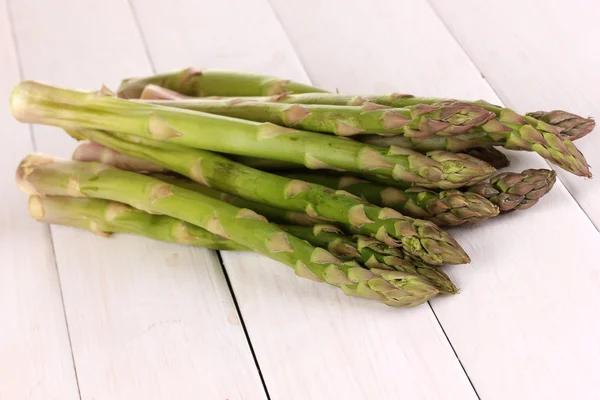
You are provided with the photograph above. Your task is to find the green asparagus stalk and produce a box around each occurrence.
[68,129,470,265]
[11,81,496,189]
[17,154,439,307]
[117,68,328,99]
[141,97,495,136]
[526,110,595,140]
[281,173,499,226]
[281,224,458,294]
[28,195,247,250]
[466,169,557,211]
[201,92,590,177]
[72,141,168,172]
[73,140,302,173]
[462,147,510,169]
[31,194,455,294]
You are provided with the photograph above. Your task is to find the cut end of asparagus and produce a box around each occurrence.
[140,84,188,100]
[28,195,45,220]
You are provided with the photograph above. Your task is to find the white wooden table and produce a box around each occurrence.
[2,0,600,399]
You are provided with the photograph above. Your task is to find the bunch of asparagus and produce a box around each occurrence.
[10,68,593,308]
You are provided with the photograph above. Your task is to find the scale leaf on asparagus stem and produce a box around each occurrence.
[16,155,439,307]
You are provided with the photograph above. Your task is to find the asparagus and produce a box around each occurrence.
[281,224,458,294]
[68,129,470,265]
[73,141,302,173]
[467,169,557,211]
[73,141,167,172]
[281,173,499,226]
[201,92,590,177]
[526,110,595,140]
[141,97,495,136]
[18,154,439,307]
[117,68,328,98]
[32,193,455,294]
[11,81,496,189]
[462,147,510,169]
[28,195,247,250]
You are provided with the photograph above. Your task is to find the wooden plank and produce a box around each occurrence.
[9,0,267,398]
[0,2,79,399]
[129,0,479,398]
[266,0,600,398]
[429,0,600,228]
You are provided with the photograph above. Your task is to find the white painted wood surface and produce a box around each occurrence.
[2,0,599,399]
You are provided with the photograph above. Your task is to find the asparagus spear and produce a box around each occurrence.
[140,97,495,136]
[462,147,510,169]
[281,224,458,294]
[28,195,247,250]
[11,81,496,189]
[199,92,590,177]
[68,129,470,265]
[526,110,595,140]
[73,141,302,173]
[17,154,439,307]
[467,169,557,211]
[281,173,499,226]
[31,193,455,294]
[73,141,167,172]
[117,68,328,98]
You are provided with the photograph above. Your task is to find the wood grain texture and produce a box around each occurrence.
[8,0,267,399]
[0,2,79,399]
[129,0,479,398]
[267,0,600,398]
[428,0,600,228]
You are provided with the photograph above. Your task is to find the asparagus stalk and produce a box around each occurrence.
[68,129,470,265]
[466,169,557,211]
[526,110,595,140]
[17,154,439,307]
[73,141,167,172]
[28,195,247,250]
[462,147,510,169]
[281,224,458,294]
[31,194,455,294]
[200,92,590,177]
[11,81,496,189]
[117,68,328,98]
[141,97,495,136]
[281,173,499,226]
[73,141,302,173]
